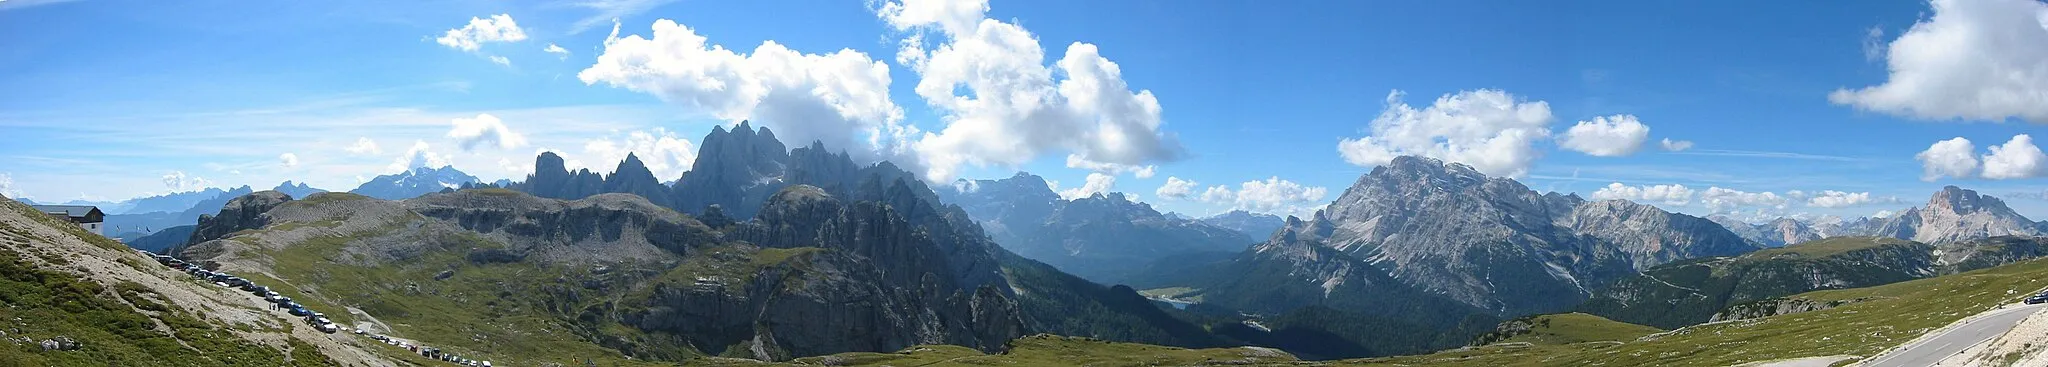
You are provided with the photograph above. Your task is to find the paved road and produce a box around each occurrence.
[1863,303,2045,367]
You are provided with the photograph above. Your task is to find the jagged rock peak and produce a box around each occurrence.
[610,153,655,180]
[536,151,568,173]
[1927,185,2006,215]
[1355,155,1505,196]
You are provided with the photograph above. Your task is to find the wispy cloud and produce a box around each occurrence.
[1666,149,1872,162]
[0,0,84,11]
[563,0,680,34]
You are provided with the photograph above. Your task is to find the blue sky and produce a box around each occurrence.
[3,0,2046,221]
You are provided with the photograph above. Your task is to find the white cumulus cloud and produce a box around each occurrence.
[544,43,569,59]
[1917,137,1979,181]
[1659,138,1694,152]
[1198,177,1329,215]
[882,0,1185,182]
[0,173,19,198]
[1337,89,1553,178]
[1829,0,2048,122]
[436,14,527,52]
[579,19,910,169]
[1806,190,1874,208]
[1065,154,1156,178]
[1155,176,1198,200]
[1982,134,2048,179]
[447,113,528,151]
[1057,172,1117,200]
[1699,187,1789,213]
[278,153,299,168]
[345,137,382,155]
[389,141,452,173]
[1590,182,1694,206]
[581,127,700,180]
[1559,115,1651,157]
[160,171,211,192]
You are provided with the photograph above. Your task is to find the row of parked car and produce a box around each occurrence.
[148,252,344,334]
[2027,290,2048,304]
[142,250,490,367]
[366,334,491,366]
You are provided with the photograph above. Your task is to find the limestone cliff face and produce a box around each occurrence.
[1902,186,2042,244]
[672,122,790,219]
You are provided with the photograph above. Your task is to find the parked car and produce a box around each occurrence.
[2027,295,2048,305]
[316,324,338,334]
[288,307,310,316]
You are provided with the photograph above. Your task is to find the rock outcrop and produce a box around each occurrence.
[173,190,292,256]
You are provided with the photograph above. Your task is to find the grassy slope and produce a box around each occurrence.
[681,334,1299,367]
[237,209,839,365]
[238,217,673,367]
[0,198,331,366]
[1740,236,1915,260]
[1577,236,1930,329]
[1335,256,2048,366]
[1479,313,1663,346]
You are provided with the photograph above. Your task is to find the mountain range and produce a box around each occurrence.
[156,123,1226,362]
[1709,186,2046,249]
[935,172,1254,284]
[21,121,2048,364]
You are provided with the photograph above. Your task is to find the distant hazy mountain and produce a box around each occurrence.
[271,180,327,199]
[1200,210,1286,239]
[1579,236,2048,329]
[1709,216,1822,248]
[937,172,1060,245]
[104,185,253,238]
[1715,186,2043,247]
[936,172,1253,284]
[348,166,479,201]
[102,188,237,215]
